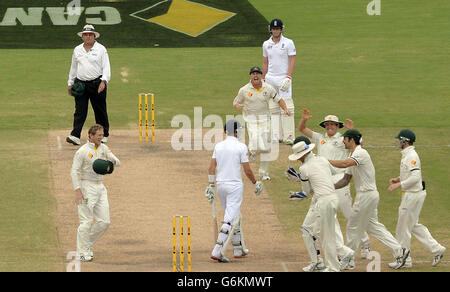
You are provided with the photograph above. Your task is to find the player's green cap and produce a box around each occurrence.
[92,159,114,175]
[343,129,362,142]
[249,66,263,74]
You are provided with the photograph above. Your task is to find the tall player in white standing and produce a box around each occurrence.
[387,129,446,268]
[262,18,297,145]
[299,109,372,261]
[205,120,264,262]
[329,129,410,270]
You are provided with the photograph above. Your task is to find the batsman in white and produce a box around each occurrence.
[233,66,290,180]
[287,137,354,272]
[299,109,372,261]
[329,129,410,270]
[205,120,264,262]
[387,129,446,268]
[71,124,120,261]
[262,18,297,145]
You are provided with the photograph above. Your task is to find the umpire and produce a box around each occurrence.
[67,24,111,145]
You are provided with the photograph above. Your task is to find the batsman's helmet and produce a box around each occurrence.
[395,129,416,144]
[224,119,243,135]
[269,19,284,31]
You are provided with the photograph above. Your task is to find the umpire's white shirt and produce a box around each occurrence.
[71,141,120,190]
[213,136,249,184]
[299,153,336,199]
[400,146,423,192]
[68,41,111,86]
[345,145,377,192]
[263,34,296,78]
[311,131,349,175]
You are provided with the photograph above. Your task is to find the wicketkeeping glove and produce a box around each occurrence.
[285,167,301,182]
[289,191,308,202]
[279,76,291,92]
[254,181,264,196]
[205,184,216,203]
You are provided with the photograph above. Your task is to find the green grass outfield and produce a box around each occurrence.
[0,0,448,271]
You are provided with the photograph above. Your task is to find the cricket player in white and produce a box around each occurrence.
[234,66,290,180]
[387,129,446,268]
[71,124,120,261]
[299,109,371,260]
[205,120,264,262]
[330,129,410,270]
[288,138,352,272]
[262,18,296,145]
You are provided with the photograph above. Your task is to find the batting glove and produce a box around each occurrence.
[205,184,216,203]
[289,191,308,202]
[254,181,264,196]
[279,76,291,92]
[285,167,301,182]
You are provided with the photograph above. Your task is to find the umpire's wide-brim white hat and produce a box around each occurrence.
[77,24,100,38]
[288,141,315,161]
[319,115,344,128]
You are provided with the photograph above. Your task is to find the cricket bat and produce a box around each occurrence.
[212,199,218,243]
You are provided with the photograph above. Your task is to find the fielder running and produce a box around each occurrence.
[387,129,446,268]
[329,129,410,270]
[299,109,371,259]
[287,137,355,272]
[234,66,290,180]
[205,120,264,262]
[71,124,120,261]
[262,18,297,145]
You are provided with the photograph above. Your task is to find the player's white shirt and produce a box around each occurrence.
[298,153,336,199]
[212,136,249,184]
[345,145,377,192]
[400,146,423,192]
[263,34,296,78]
[71,141,120,190]
[234,81,281,119]
[311,131,349,174]
[68,41,111,86]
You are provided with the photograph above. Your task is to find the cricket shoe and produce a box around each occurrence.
[340,250,355,271]
[432,247,446,267]
[78,254,93,262]
[302,258,326,272]
[388,261,412,269]
[234,248,249,258]
[211,254,229,263]
[360,245,371,259]
[261,175,271,181]
[391,248,410,269]
[66,135,81,145]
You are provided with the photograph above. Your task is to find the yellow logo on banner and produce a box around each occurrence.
[131,0,236,37]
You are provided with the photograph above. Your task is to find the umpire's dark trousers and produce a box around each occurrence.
[71,77,109,138]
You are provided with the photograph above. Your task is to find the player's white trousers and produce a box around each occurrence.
[317,194,341,272]
[217,182,243,224]
[77,180,110,256]
[266,75,295,142]
[346,190,402,257]
[333,173,370,248]
[301,198,320,263]
[245,118,274,177]
[395,190,444,254]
